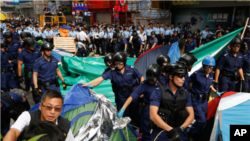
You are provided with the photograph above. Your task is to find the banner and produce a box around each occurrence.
[173,7,233,32]
[72,0,88,11]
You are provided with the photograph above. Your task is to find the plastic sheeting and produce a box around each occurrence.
[60,84,98,117]
[59,56,137,105]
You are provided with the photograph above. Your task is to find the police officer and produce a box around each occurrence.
[178,53,198,90]
[118,64,161,141]
[74,38,87,57]
[129,32,143,58]
[4,31,22,81]
[164,25,171,45]
[82,52,144,121]
[33,42,66,103]
[149,62,194,141]
[200,25,213,43]
[1,90,29,136]
[184,33,197,53]
[9,25,19,41]
[147,31,158,49]
[99,27,108,55]
[107,27,114,53]
[215,38,245,92]
[157,55,171,84]
[92,26,101,54]
[200,34,211,46]
[1,42,18,92]
[145,24,153,43]
[32,25,42,41]
[153,22,162,45]
[68,25,78,38]
[175,23,182,37]
[18,38,42,95]
[45,25,54,43]
[169,30,180,44]
[114,32,128,53]
[187,56,217,141]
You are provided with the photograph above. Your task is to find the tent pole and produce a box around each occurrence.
[241,17,249,40]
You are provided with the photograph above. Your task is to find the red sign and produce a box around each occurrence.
[114,0,128,13]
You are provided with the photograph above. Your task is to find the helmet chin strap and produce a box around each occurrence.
[171,75,181,89]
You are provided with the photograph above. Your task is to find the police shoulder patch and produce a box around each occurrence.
[224,53,228,56]
[130,66,134,69]
[111,68,115,71]
[156,87,160,90]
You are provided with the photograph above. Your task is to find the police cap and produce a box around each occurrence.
[146,64,161,82]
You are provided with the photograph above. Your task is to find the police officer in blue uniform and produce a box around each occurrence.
[238,46,250,92]
[115,33,128,52]
[130,32,143,58]
[145,24,153,43]
[107,27,114,53]
[74,38,87,57]
[187,56,217,141]
[157,55,171,84]
[184,33,197,53]
[99,27,108,55]
[214,38,245,92]
[153,22,162,45]
[1,91,29,136]
[175,23,182,38]
[82,52,144,120]
[169,30,180,44]
[149,62,194,141]
[201,34,211,46]
[18,38,42,95]
[9,25,19,41]
[118,64,161,141]
[178,53,198,90]
[33,42,66,103]
[200,26,213,43]
[147,31,158,49]
[32,25,42,41]
[4,32,22,82]
[68,25,78,38]
[164,25,171,45]
[1,42,18,92]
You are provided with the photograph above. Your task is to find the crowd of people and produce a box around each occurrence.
[1,16,250,141]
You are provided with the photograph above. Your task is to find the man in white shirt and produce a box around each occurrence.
[77,29,90,44]
[3,90,75,141]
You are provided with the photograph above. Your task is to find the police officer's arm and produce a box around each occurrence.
[82,76,104,87]
[17,60,23,77]
[215,69,220,83]
[81,44,87,50]
[151,43,157,48]
[239,68,245,80]
[150,105,173,131]
[33,72,39,88]
[182,106,194,128]
[56,68,65,82]
[74,49,78,56]
[87,37,91,43]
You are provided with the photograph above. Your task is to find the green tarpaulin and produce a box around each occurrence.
[58,56,137,105]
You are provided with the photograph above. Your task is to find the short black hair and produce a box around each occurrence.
[41,90,64,104]
[206,25,209,28]
[196,29,200,33]
[17,121,66,141]
[74,38,78,42]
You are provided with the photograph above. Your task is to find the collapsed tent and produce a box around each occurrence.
[61,84,138,141]
[134,42,180,77]
[58,56,137,105]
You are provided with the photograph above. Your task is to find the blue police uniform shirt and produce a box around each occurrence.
[184,31,192,37]
[217,51,243,74]
[23,28,31,34]
[153,27,160,34]
[1,92,23,135]
[242,50,250,73]
[18,48,42,70]
[165,29,171,36]
[148,37,158,46]
[12,31,19,41]
[68,30,78,37]
[45,30,54,38]
[76,42,85,49]
[3,29,9,34]
[87,32,92,38]
[1,23,6,29]
[159,73,167,84]
[189,70,213,94]
[99,31,108,39]
[160,27,165,35]
[27,27,33,32]
[7,41,21,58]
[123,30,130,39]
[102,65,143,88]
[42,30,47,39]
[131,80,160,104]
[175,27,182,34]
[150,83,192,107]
[0,33,4,40]
[17,29,22,35]
[108,31,113,39]
[33,56,58,82]
[185,26,191,31]
[145,28,153,36]
[170,28,175,34]
[129,26,133,32]
[200,30,213,39]
[32,30,42,37]
[1,50,10,69]
[185,39,197,52]
[52,29,59,37]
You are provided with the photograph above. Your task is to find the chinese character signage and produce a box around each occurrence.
[72,0,88,11]
[173,7,233,32]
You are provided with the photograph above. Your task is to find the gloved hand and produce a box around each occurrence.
[242,80,246,91]
[88,85,94,89]
[62,81,67,90]
[18,76,24,83]
[168,128,182,141]
[117,108,125,118]
[33,88,41,96]
[213,82,218,91]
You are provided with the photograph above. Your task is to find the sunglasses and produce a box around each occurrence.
[203,65,213,69]
[42,103,62,112]
[115,62,124,66]
[176,73,186,79]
